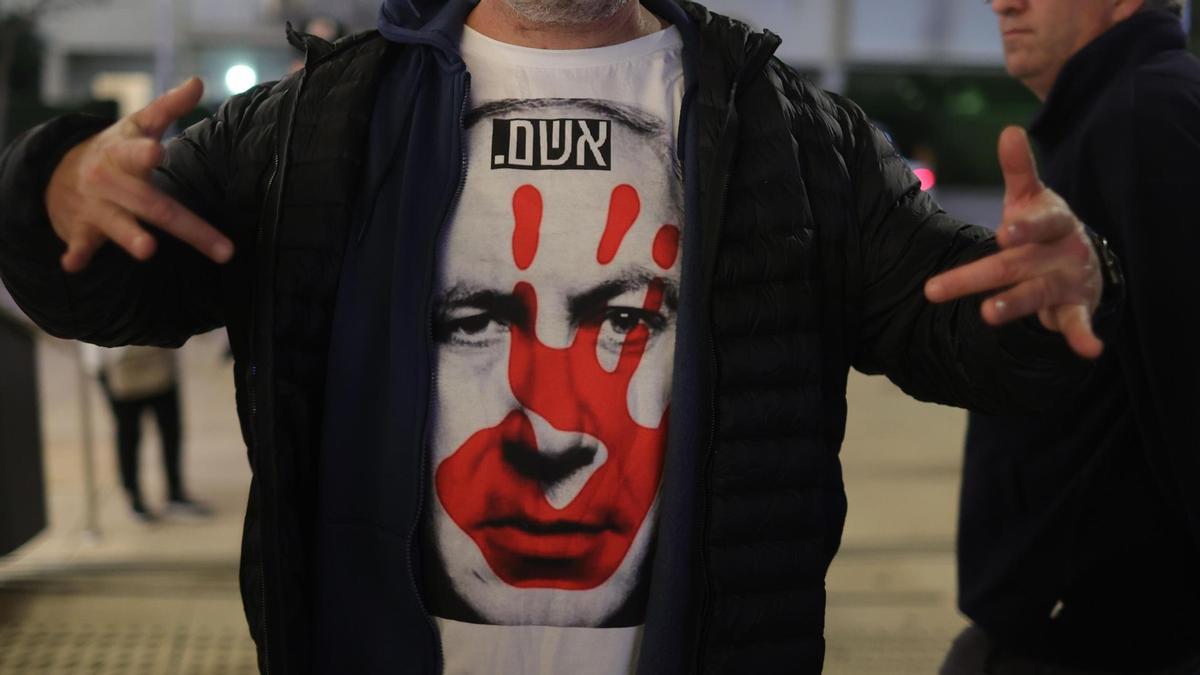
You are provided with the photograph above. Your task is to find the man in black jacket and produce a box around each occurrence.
[947,1,1200,674]
[0,1,1118,673]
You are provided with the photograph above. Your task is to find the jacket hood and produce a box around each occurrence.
[372,0,786,87]
[377,0,706,56]
[377,0,478,52]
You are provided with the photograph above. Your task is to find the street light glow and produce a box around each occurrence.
[224,64,257,95]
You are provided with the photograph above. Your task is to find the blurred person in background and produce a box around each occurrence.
[81,344,212,522]
[0,0,1123,673]
[946,1,1200,674]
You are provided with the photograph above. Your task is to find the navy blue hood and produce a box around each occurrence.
[378,0,700,54]
[377,0,478,51]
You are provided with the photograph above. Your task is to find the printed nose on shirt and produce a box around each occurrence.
[492,119,612,171]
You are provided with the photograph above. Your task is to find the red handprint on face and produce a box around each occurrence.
[597,184,640,265]
[436,184,680,590]
[512,184,542,271]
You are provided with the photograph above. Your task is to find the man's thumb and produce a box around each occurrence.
[131,77,205,138]
[998,126,1042,202]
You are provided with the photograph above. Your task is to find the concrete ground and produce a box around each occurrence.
[828,374,969,673]
[0,328,971,674]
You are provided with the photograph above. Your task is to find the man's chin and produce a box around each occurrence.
[1002,54,1042,82]
[502,0,631,26]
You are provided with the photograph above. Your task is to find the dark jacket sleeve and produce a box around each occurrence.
[832,95,1092,414]
[0,83,277,348]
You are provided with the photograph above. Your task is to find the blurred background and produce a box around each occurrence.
[0,1,1196,674]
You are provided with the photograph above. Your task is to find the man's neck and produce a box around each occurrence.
[1023,72,1057,101]
[466,0,667,49]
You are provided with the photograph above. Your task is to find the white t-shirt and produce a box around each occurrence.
[423,24,686,675]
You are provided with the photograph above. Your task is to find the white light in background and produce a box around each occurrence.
[224,64,258,95]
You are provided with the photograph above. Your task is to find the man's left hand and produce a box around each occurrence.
[924,126,1104,360]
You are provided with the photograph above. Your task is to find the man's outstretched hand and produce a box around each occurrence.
[45,77,234,273]
[924,126,1104,360]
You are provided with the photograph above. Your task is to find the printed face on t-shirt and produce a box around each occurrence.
[429,99,682,627]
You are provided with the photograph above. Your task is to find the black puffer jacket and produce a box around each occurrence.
[0,1,1088,672]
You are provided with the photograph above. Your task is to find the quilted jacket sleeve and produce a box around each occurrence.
[0,83,278,348]
[832,95,1095,415]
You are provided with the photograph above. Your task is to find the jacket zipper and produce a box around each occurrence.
[692,34,779,671]
[408,70,471,675]
[248,151,279,420]
[248,153,278,675]
[692,153,734,675]
[247,24,357,438]
[249,68,305,675]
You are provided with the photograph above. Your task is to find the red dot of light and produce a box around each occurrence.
[914,168,937,192]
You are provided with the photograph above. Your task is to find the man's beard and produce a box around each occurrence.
[502,0,632,25]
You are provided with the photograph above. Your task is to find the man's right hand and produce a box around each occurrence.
[45,77,234,273]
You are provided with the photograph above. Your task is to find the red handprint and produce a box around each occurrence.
[436,184,680,590]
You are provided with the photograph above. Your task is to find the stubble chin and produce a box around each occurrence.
[502,0,632,25]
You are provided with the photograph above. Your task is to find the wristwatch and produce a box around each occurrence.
[1085,230,1124,308]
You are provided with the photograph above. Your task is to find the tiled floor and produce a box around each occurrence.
[0,329,971,674]
[0,563,256,675]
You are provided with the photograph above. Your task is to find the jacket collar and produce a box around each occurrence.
[371,0,783,110]
[377,0,477,55]
[1030,10,1187,146]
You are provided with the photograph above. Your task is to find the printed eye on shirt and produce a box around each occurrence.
[427,97,684,631]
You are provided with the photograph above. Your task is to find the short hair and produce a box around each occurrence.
[1140,0,1185,17]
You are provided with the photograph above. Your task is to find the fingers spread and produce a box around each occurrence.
[981,269,1092,326]
[928,215,1098,306]
[130,77,205,138]
[927,238,1071,304]
[91,168,233,264]
[87,204,156,262]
